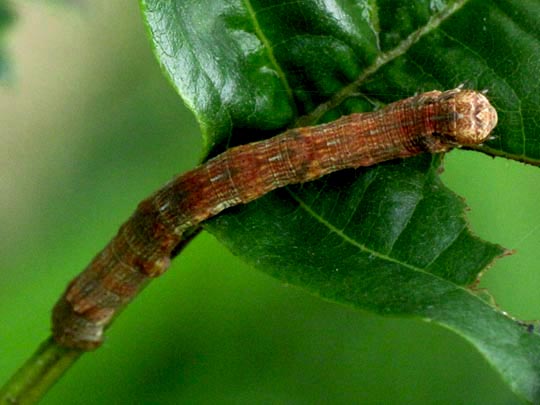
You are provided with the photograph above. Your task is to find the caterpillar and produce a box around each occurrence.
[52,88,498,350]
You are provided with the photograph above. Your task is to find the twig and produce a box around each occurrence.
[0,338,81,404]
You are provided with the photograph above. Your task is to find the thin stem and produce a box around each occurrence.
[0,227,203,403]
[0,337,82,404]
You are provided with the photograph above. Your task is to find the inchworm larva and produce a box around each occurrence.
[52,88,497,350]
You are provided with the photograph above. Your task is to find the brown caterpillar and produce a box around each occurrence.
[52,88,498,350]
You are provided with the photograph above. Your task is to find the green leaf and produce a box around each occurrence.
[0,0,15,80]
[141,0,540,401]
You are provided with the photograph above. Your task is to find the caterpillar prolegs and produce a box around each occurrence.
[52,88,498,350]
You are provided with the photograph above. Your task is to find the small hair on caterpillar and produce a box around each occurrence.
[52,87,497,350]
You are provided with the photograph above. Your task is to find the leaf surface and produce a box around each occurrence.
[141,0,540,400]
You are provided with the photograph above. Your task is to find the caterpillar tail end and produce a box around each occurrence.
[52,297,105,351]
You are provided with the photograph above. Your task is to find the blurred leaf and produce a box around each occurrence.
[0,0,15,80]
[141,0,540,401]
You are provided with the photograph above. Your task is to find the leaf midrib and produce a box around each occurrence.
[286,185,494,309]
[294,0,470,127]
[243,0,296,113]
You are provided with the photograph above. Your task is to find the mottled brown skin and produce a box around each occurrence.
[52,88,497,350]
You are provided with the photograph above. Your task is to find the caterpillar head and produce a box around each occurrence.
[434,88,498,146]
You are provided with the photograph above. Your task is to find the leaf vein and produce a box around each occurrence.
[287,187,423,273]
[294,0,471,127]
[243,0,296,111]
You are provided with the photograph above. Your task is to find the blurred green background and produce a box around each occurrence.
[2,2,540,404]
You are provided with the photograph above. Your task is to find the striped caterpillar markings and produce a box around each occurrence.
[52,88,498,350]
